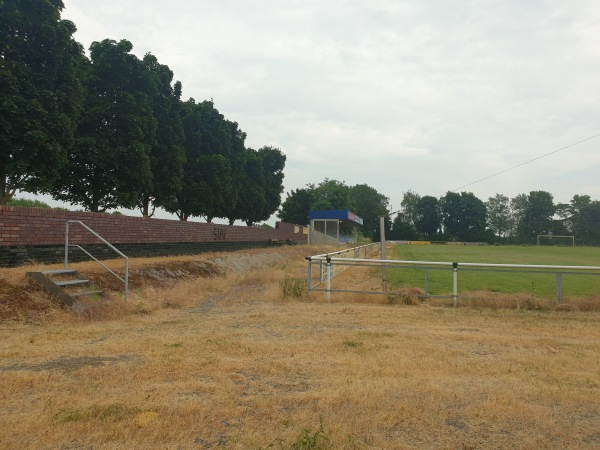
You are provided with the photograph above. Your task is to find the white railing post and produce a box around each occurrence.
[452,262,458,307]
[380,215,387,293]
[326,256,332,304]
[64,221,70,269]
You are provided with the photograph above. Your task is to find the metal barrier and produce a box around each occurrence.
[65,220,129,301]
[306,243,379,303]
[306,249,600,305]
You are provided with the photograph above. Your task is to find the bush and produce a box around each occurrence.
[280,276,307,298]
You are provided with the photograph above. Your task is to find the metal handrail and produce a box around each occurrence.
[65,220,129,301]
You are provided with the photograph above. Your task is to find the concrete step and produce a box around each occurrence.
[55,279,90,287]
[42,269,77,275]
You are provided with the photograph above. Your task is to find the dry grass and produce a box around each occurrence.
[1,245,599,449]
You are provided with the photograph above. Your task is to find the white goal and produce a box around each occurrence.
[537,235,574,247]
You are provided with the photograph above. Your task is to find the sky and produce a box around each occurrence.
[29,0,600,222]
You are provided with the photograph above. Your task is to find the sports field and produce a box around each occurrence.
[388,244,600,300]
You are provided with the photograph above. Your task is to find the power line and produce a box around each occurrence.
[450,132,600,192]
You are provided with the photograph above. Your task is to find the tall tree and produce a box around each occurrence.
[234,149,266,226]
[51,39,155,212]
[164,99,234,221]
[390,215,419,240]
[137,55,185,217]
[348,184,389,239]
[224,120,247,224]
[399,190,421,226]
[0,0,84,204]
[523,191,555,243]
[510,193,529,242]
[309,179,351,211]
[277,188,314,225]
[256,146,286,223]
[556,195,598,245]
[486,194,512,240]
[441,191,487,241]
[416,195,441,238]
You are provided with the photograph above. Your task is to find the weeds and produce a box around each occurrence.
[260,418,332,450]
[280,276,306,298]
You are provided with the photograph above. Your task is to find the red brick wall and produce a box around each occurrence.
[0,205,307,247]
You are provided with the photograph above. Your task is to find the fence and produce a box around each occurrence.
[306,243,379,302]
[306,247,600,305]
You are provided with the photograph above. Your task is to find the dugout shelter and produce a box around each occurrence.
[308,209,363,245]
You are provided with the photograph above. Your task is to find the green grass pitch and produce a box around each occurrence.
[387,244,600,299]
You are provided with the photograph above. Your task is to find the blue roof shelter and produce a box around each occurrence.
[308,209,363,245]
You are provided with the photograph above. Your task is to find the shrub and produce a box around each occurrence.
[280,276,306,298]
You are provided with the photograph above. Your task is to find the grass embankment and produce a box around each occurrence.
[388,244,600,301]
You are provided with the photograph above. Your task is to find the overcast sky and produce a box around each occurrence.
[45,0,600,221]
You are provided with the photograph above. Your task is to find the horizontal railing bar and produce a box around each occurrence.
[309,256,600,271]
[309,288,387,295]
[306,243,379,260]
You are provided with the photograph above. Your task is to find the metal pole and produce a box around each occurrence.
[307,259,312,298]
[556,272,562,304]
[424,268,429,297]
[64,221,69,269]
[452,262,458,307]
[326,256,332,304]
[124,257,129,302]
[380,215,387,293]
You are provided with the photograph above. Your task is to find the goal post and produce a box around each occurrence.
[537,235,574,247]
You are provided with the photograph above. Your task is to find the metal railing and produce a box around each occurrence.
[65,220,129,301]
[306,243,379,303]
[306,248,600,305]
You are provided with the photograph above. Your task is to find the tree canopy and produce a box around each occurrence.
[1,0,84,204]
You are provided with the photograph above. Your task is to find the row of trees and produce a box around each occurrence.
[388,190,600,245]
[2,0,285,225]
[279,183,600,246]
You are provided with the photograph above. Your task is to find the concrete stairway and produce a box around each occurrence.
[27,269,102,309]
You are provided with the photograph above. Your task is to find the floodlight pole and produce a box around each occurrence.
[380,210,400,293]
[380,215,387,293]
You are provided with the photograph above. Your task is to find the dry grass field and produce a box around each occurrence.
[1,245,599,449]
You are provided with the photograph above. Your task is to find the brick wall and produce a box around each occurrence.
[0,206,308,266]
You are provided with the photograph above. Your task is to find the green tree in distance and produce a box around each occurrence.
[399,190,421,227]
[256,145,286,224]
[523,191,555,243]
[309,179,351,211]
[348,184,389,239]
[486,194,512,240]
[441,191,487,241]
[277,188,315,225]
[416,195,441,238]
